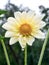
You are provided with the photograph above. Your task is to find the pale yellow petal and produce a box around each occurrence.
[5,31,20,37]
[14,11,21,19]
[31,20,46,30]
[26,36,35,46]
[32,30,45,39]
[7,17,16,22]
[19,36,26,49]
[2,22,14,30]
[38,21,46,29]
[34,14,45,20]
[21,12,27,18]
[7,17,20,27]
[31,14,45,27]
[9,37,18,45]
[35,21,46,29]
[2,22,19,32]
[14,11,25,25]
[27,11,35,18]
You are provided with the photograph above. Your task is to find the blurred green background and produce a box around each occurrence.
[0,0,49,65]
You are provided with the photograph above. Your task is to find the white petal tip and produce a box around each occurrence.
[2,24,5,28]
[22,48,24,51]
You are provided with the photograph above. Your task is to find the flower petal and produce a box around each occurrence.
[31,19,46,29]
[2,22,14,30]
[7,17,16,22]
[19,36,26,49]
[26,36,35,46]
[7,17,20,26]
[14,11,21,19]
[34,21,46,29]
[9,37,18,45]
[27,11,35,18]
[5,31,20,37]
[34,14,45,20]
[38,21,46,29]
[2,21,19,32]
[32,30,45,39]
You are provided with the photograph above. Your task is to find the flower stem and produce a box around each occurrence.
[24,44,27,65]
[37,29,49,65]
[1,40,10,65]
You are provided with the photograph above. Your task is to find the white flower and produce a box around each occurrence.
[2,11,46,50]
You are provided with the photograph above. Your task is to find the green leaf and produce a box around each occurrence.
[0,10,7,15]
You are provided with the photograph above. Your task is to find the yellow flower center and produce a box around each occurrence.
[19,23,32,35]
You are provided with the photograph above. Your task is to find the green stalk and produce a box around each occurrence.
[24,44,27,65]
[1,40,10,65]
[37,29,49,65]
